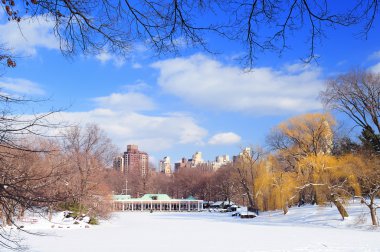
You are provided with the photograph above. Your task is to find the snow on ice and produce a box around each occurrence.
[12,201,380,252]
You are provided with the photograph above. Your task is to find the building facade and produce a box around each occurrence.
[159,156,172,176]
[113,156,125,173]
[211,155,230,170]
[114,144,149,176]
[112,194,203,212]
[174,157,193,172]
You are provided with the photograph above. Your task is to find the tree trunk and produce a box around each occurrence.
[48,205,53,222]
[6,212,12,226]
[283,203,289,215]
[17,206,25,220]
[369,207,378,226]
[332,195,349,219]
[1,210,6,227]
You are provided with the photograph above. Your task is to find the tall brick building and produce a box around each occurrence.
[114,145,149,176]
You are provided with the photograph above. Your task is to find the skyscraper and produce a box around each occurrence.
[114,145,149,176]
[159,156,172,176]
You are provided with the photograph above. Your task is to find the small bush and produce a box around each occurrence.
[89,217,98,225]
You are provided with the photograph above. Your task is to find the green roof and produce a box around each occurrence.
[113,195,132,201]
[186,196,197,200]
[139,194,172,200]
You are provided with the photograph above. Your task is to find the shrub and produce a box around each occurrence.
[89,217,99,225]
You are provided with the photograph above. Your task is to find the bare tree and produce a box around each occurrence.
[0,139,67,249]
[1,1,380,66]
[0,93,67,249]
[322,70,380,153]
[321,69,380,225]
[212,164,239,204]
[62,124,117,216]
[233,147,263,211]
[350,155,380,226]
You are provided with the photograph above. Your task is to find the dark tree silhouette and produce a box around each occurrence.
[1,0,379,66]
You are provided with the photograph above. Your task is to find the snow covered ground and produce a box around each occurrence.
[10,201,380,252]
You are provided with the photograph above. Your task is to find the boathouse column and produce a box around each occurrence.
[141,201,144,211]
[188,201,190,211]
[179,201,181,211]
[160,201,162,211]
[132,202,134,211]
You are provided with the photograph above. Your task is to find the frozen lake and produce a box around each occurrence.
[20,203,380,252]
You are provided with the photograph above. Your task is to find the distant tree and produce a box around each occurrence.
[359,126,380,153]
[149,172,172,195]
[1,1,380,67]
[62,124,116,216]
[332,136,360,156]
[322,70,380,155]
[233,147,264,211]
[212,165,239,203]
[347,154,380,226]
[103,169,128,195]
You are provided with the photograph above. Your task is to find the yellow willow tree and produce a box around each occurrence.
[267,113,359,219]
[267,113,335,202]
[254,156,297,214]
[297,154,359,219]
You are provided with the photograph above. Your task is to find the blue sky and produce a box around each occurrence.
[1,8,380,166]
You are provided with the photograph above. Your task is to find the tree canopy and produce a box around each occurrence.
[1,0,379,66]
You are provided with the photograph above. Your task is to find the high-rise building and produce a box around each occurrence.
[212,155,230,170]
[174,157,192,172]
[113,156,125,173]
[159,156,172,176]
[114,144,149,176]
[191,151,203,167]
[233,147,252,163]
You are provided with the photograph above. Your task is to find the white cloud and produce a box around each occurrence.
[95,51,126,67]
[369,62,380,73]
[95,51,112,63]
[44,91,207,153]
[369,50,380,60]
[122,80,151,92]
[0,17,58,56]
[52,109,207,152]
[93,92,155,111]
[0,77,45,95]
[152,54,324,115]
[208,132,241,145]
[132,63,142,69]
[283,62,312,73]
